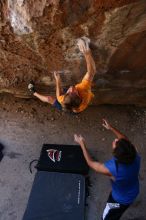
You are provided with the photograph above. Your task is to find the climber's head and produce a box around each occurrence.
[62,86,82,112]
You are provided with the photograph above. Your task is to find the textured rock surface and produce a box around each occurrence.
[0,0,146,105]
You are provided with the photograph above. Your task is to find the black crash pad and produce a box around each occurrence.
[36,144,89,175]
[23,171,86,220]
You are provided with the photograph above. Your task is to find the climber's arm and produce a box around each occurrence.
[54,72,63,99]
[83,50,96,82]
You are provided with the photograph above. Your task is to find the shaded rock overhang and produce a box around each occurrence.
[0,0,146,106]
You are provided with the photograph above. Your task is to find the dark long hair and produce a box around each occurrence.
[113,139,137,164]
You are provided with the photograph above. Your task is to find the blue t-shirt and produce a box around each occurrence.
[104,154,141,205]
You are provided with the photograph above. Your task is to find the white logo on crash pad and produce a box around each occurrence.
[46,149,62,162]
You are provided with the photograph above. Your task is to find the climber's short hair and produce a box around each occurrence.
[113,139,137,164]
[62,93,82,112]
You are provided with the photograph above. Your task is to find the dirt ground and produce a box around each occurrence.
[0,95,146,220]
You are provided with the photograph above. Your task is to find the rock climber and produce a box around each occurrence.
[28,36,96,113]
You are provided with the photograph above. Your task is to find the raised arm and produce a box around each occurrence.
[74,134,112,176]
[54,72,63,99]
[83,50,96,82]
[102,119,128,140]
[77,37,96,82]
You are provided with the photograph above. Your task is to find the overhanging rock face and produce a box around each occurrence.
[0,0,146,105]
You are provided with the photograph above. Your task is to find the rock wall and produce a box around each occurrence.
[0,0,146,105]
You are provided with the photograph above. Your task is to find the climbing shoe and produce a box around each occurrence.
[28,81,36,94]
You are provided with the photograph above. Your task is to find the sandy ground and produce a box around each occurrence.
[0,95,146,220]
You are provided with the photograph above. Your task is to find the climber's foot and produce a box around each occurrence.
[28,81,36,94]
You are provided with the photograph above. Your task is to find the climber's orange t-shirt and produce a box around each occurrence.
[57,79,94,113]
